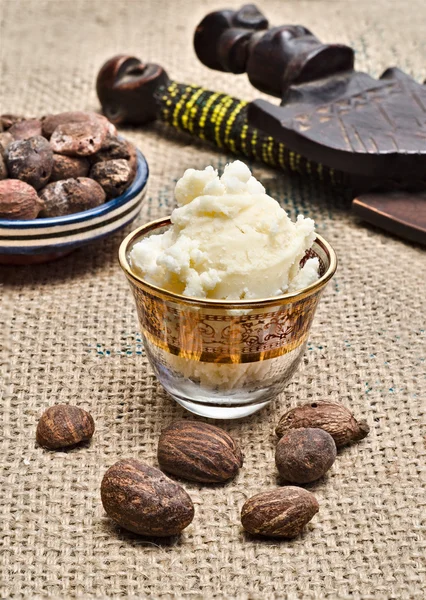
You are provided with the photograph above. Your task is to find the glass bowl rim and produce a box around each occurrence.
[119,217,337,308]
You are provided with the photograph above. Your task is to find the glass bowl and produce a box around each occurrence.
[119,218,337,419]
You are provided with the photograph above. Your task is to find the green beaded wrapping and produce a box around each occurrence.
[155,81,343,185]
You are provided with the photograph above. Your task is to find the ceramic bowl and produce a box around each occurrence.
[0,148,148,264]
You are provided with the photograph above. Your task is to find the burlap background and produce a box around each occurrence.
[1,1,425,598]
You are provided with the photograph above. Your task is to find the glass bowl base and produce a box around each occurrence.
[170,393,271,419]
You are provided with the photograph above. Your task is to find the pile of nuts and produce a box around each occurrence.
[0,112,137,220]
[36,400,369,539]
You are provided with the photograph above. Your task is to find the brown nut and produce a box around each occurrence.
[6,136,53,190]
[36,404,95,449]
[9,119,42,141]
[101,459,194,536]
[50,118,108,157]
[0,114,25,131]
[127,141,137,178]
[0,154,7,180]
[0,179,44,219]
[158,420,243,483]
[42,111,116,139]
[241,487,319,538]
[275,428,337,484]
[90,158,134,198]
[50,154,90,181]
[91,134,133,164]
[39,177,106,217]
[276,401,370,448]
[0,132,14,157]
[42,112,90,138]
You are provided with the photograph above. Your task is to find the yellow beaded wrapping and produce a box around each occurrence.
[156,82,342,184]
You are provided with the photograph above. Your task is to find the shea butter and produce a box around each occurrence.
[130,161,319,300]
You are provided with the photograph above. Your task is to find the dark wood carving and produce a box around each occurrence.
[352,192,426,245]
[194,7,354,96]
[195,5,426,187]
[96,55,169,125]
[194,4,269,73]
[249,68,426,184]
[95,4,426,244]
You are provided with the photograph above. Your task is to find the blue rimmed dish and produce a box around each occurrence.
[0,148,149,264]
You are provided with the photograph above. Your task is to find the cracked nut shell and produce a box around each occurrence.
[6,136,53,190]
[42,111,116,139]
[39,177,106,217]
[241,487,319,538]
[90,158,134,198]
[276,401,370,448]
[9,119,42,141]
[90,134,133,163]
[158,420,243,483]
[50,154,90,181]
[36,404,95,449]
[90,136,138,181]
[0,154,7,180]
[42,111,93,138]
[0,114,25,131]
[275,427,337,483]
[0,132,14,157]
[0,179,44,219]
[101,459,195,536]
[50,117,108,156]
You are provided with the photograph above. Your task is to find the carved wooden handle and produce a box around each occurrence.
[194,4,354,97]
[96,55,342,184]
[96,55,169,125]
[155,80,341,184]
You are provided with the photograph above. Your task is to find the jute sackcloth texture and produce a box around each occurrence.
[1,1,425,598]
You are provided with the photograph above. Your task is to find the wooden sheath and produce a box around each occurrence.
[352,192,426,245]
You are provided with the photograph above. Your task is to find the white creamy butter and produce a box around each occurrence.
[130,161,319,300]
